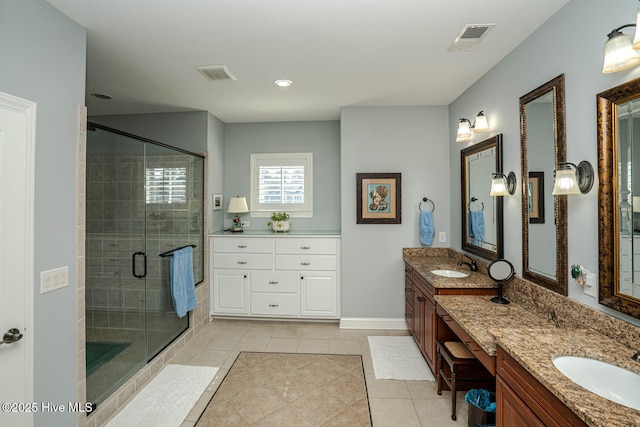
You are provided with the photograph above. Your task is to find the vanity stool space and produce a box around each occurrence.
[210,233,341,319]
[436,340,495,421]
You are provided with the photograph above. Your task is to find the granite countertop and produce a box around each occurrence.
[435,294,640,426]
[404,255,496,289]
[434,295,555,356]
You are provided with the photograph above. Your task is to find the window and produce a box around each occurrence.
[250,153,313,217]
[146,166,187,204]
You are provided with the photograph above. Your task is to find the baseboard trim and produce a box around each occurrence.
[339,317,409,330]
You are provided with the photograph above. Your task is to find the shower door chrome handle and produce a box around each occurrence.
[132,251,147,279]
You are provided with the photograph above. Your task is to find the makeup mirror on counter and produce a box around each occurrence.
[598,77,640,319]
[520,74,568,295]
[461,134,504,260]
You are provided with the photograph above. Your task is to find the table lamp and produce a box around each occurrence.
[227,196,249,232]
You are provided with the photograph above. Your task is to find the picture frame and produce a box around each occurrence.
[528,172,545,224]
[213,193,223,211]
[356,173,401,224]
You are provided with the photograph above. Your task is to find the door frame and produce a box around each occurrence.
[0,91,36,422]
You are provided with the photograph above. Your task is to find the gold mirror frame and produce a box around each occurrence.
[461,134,504,260]
[520,74,568,295]
[597,77,640,319]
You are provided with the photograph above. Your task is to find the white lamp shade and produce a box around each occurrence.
[632,10,640,50]
[552,168,581,195]
[227,196,249,213]
[473,112,490,133]
[490,176,509,196]
[456,120,472,142]
[603,31,640,74]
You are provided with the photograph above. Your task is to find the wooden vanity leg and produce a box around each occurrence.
[436,350,443,395]
[451,370,457,420]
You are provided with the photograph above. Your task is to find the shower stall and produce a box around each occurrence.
[85,123,205,405]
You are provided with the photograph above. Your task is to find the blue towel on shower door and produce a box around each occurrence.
[420,210,435,246]
[170,246,197,318]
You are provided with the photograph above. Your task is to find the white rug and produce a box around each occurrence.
[368,336,434,381]
[106,364,218,427]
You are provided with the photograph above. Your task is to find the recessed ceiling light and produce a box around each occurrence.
[91,93,112,100]
[274,79,293,87]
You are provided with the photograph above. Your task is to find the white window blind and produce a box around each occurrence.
[258,165,305,204]
[250,153,313,217]
[145,167,187,204]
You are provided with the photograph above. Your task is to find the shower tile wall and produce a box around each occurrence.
[86,152,204,331]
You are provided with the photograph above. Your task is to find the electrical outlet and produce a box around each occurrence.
[439,232,446,243]
[242,221,250,228]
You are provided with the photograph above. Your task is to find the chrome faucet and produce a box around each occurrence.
[457,255,478,272]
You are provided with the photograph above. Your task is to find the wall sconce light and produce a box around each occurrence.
[456,111,490,142]
[552,161,594,195]
[227,196,249,232]
[490,172,516,196]
[603,21,640,74]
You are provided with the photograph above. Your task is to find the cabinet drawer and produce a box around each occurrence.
[213,253,273,270]
[275,238,337,255]
[275,255,337,271]
[251,293,298,316]
[251,271,298,293]
[213,238,273,254]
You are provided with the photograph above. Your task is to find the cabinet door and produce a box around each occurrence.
[413,288,425,351]
[300,272,337,317]
[497,377,545,427]
[423,298,436,370]
[405,266,414,333]
[212,269,249,314]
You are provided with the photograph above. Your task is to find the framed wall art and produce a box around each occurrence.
[356,173,401,224]
[213,193,223,211]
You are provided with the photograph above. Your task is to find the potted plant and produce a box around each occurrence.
[267,212,291,232]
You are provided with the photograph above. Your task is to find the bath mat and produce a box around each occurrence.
[368,336,434,381]
[106,364,218,427]
[196,352,371,426]
[86,341,130,377]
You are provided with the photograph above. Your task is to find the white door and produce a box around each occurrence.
[0,91,36,427]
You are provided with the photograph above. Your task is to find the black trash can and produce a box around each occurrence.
[466,390,496,427]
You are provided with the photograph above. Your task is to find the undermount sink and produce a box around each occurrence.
[552,355,640,410]
[430,269,469,278]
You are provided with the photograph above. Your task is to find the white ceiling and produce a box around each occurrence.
[46,0,569,123]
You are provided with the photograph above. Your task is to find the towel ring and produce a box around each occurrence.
[468,197,484,212]
[419,197,435,212]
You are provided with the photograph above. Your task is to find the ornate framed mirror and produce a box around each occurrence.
[520,74,568,295]
[461,134,503,260]
[597,77,640,319]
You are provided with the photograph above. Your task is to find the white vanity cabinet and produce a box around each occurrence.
[210,233,341,319]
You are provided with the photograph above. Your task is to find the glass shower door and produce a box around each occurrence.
[86,127,149,405]
[86,124,202,406]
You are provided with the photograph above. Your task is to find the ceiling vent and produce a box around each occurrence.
[448,24,495,52]
[196,65,237,81]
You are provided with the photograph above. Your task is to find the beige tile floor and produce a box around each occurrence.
[164,319,470,427]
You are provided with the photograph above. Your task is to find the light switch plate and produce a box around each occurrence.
[40,266,69,294]
[439,232,446,243]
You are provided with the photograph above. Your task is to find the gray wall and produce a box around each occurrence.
[224,121,340,231]
[0,0,86,426]
[91,111,208,154]
[449,0,640,326]
[340,106,450,318]
[208,113,226,232]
